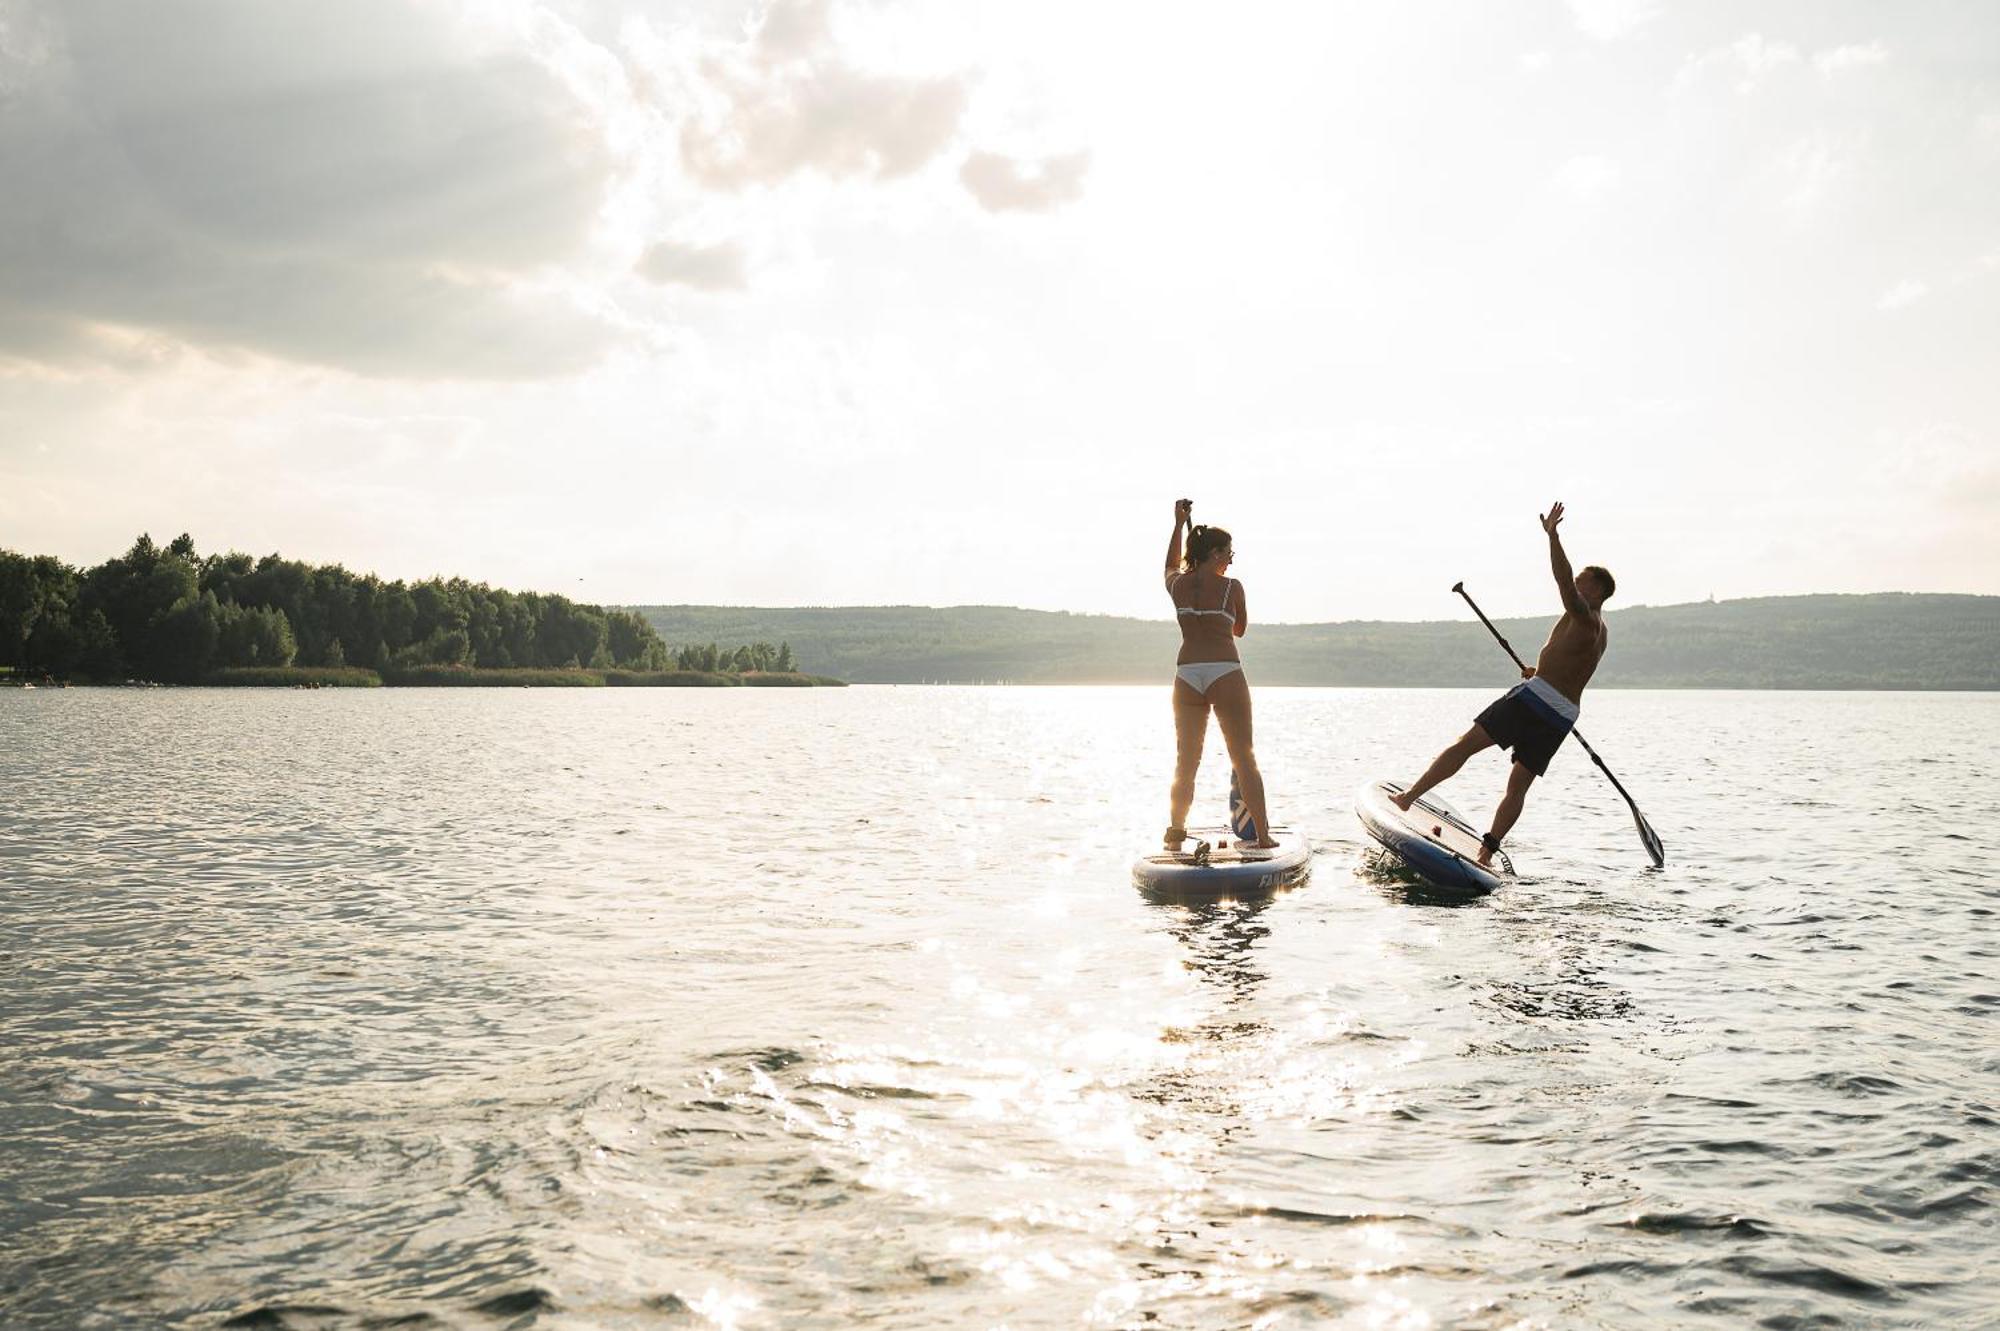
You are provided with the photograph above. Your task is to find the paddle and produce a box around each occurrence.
[1451,581,1666,868]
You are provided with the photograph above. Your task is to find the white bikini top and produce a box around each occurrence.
[1171,575,1237,620]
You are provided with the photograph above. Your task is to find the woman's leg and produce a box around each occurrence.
[1206,670,1276,847]
[1168,679,1209,844]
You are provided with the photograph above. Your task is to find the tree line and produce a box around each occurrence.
[632,593,2000,689]
[675,641,794,673]
[0,535,797,683]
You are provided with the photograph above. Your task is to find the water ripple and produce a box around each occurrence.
[2,686,1995,1327]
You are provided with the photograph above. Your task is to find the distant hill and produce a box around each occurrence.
[627,594,2000,690]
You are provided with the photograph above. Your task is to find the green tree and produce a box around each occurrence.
[81,534,201,680]
[605,609,667,669]
[378,583,417,654]
[538,598,605,669]
[0,551,57,667]
[153,591,224,682]
[217,603,298,668]
[500,594,537,668]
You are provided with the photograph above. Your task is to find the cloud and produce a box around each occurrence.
[1776,132,1850,226]
[1553,154,1619,204]
[1876,422,2000,515]
[959,151,1089,214]
[677,0,967,189]
[1877,278,1928,311]
[1676,33,1802,95]
[1564,0,1658,42]
[636,239,749,290]
[0,0,624,379]
[1814,42,1888,76]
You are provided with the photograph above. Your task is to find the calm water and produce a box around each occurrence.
[1,686,1995,1329]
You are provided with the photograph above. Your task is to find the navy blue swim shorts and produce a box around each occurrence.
[1474,678,1577,777]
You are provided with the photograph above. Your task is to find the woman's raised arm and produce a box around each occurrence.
[1163,498,1191,579]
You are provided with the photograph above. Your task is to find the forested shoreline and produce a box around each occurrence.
[0,536,838,687]
[631,594,2000,690]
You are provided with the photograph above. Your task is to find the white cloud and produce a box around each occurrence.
[1553,154,1619,204]
[1877,278,1928,311]
[1776,132,1851,226]
[676,0,968,188]
[1677,33,1802,95]
[959,150,1088,213]
[636,239,750,290]
[1564,0,1657,43]
[0,0,627,379]
[1814,42,1888,76]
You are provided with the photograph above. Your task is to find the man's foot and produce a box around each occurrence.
[1476,831,1502,867]
[1475,847,1494,867]
[1389,788,1415,812]
[1164,825,1187,849]
[1235,836,1280,851]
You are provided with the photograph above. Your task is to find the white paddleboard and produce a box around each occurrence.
[1131,826,1312,898]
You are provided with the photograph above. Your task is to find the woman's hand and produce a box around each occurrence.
[1174,498,1192,527]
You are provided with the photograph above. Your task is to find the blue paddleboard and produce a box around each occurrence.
[1354,780,1511,894]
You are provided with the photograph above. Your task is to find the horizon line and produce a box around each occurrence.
[618,589,1997,626]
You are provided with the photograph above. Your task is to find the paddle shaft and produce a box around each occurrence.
[1451,583,1665,866]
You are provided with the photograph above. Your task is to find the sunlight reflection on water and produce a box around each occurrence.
[1,686,1995,1328]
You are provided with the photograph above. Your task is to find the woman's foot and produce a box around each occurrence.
[1163,825,1188,849]
[1389,788,1416,812]
[1235,836,1280,852]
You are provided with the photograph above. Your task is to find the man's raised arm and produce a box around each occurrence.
[1541,501,1590,617]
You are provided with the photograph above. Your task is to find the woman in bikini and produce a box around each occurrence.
[1163,498,1278,850]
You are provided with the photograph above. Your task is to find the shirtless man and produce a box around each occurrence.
[1390,502,1615,866]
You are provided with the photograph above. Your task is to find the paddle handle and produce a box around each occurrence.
[1451,582,1528,673]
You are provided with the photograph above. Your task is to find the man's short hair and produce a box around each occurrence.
[1581,565,1615,600]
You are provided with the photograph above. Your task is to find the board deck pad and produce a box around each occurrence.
[1353,781,1512,894]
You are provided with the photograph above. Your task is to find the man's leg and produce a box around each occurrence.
[1391,725,1496,811]
[1480,760,1538,865]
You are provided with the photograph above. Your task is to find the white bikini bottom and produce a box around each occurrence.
[1174,661,1243,695]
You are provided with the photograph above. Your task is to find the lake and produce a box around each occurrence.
[1,686,1994,1328]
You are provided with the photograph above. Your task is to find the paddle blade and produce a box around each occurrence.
[1229,768,1260,842]
[1634,809,1666,867]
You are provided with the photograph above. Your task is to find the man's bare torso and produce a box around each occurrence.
[1533,609,1607,704]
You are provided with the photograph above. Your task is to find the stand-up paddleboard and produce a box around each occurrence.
[1354,781,1512,894]
[1132,826,1312,897]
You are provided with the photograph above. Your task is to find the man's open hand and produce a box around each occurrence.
[1540,501,1565,536]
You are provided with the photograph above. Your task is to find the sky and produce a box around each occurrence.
[1,0,1995,621]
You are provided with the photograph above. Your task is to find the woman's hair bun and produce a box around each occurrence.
[1183,522,1232,570]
